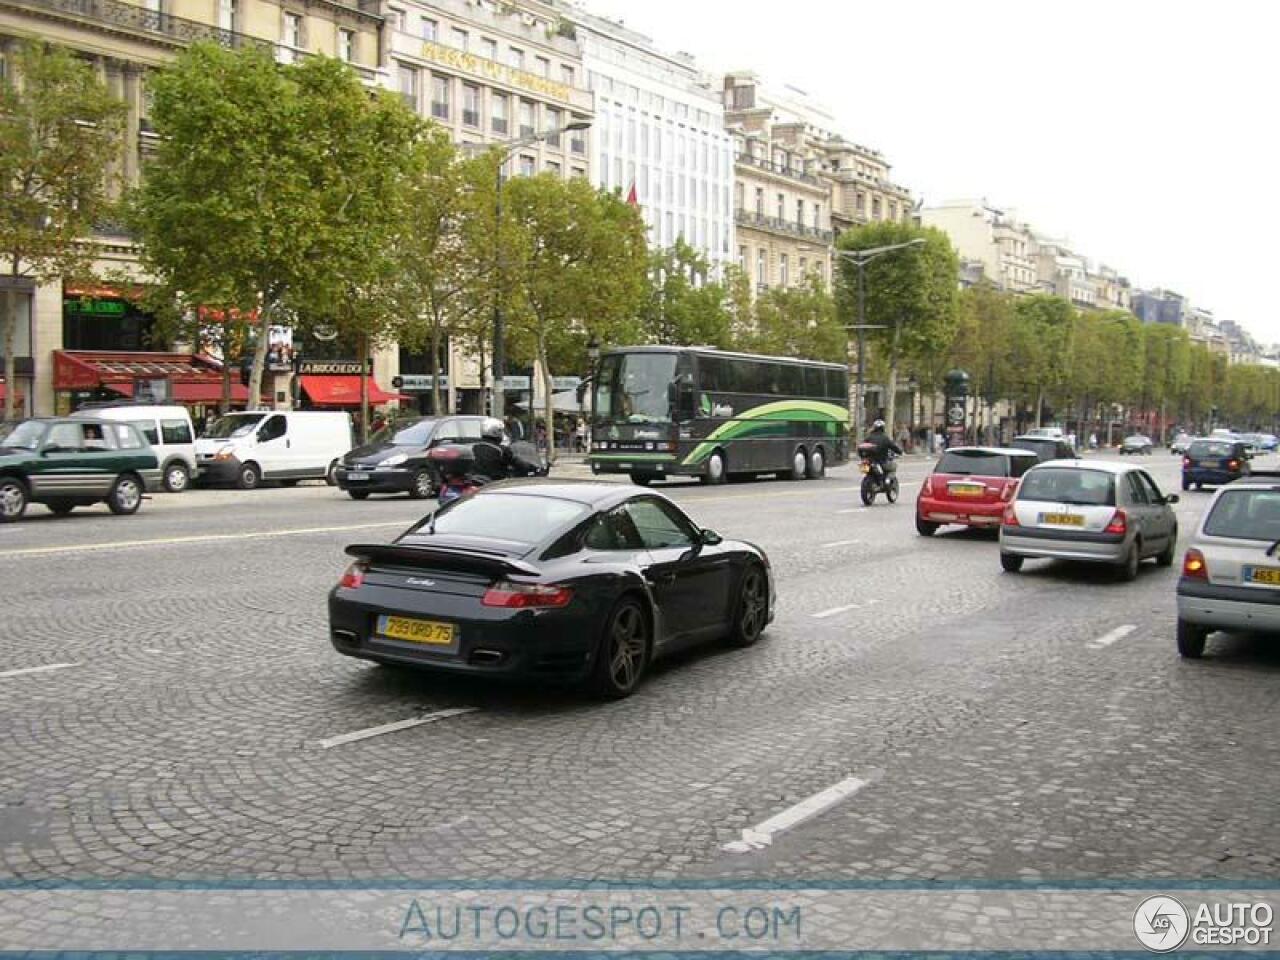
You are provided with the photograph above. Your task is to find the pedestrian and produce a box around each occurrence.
[574,417,587,452]
[1089,431,1098,450]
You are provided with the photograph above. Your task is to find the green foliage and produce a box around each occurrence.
[746,274,845,362]
[0,40,126,418]
[639,239,731,349]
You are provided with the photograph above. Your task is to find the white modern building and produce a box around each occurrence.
[540,1,734,270]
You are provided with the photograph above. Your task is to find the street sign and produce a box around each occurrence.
[501,376,531,390]
[397,374,448,391]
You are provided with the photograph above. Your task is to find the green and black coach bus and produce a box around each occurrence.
[587,345,851,485]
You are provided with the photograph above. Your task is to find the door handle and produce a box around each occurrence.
[286,439,291,448]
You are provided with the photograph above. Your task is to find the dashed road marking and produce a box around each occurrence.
[836,507,864,515]
[1088,624,1137,649]
[820,539,864,548]
[723,775,870,852]
[810,598,879,620]
[313,707,477,749]
[0,662,81,680]
[0,521,409,559]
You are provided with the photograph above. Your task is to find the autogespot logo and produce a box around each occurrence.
[1134,896,1190,952]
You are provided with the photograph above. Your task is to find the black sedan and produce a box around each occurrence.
[328,480,774,698]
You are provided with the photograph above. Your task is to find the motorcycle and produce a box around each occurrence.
[857,443,899,506]
[427,440,549,506]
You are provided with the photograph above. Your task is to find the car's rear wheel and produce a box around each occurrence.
[727,564,768,648]
[236,462,261,490]
[629,473,653,487]
[789,448,807,481]
[163,462,190,493]
[47,500,76,516]
[348,490,370,501]
[1117,541,1141,582]
[107,474,142,515]
[807,447,825,479]
[916,516,939,537]
[408,469,433,499]
[1000,552,1024,573]
[590,597,649,699]
[1156,528,1177,567]
[1176,619,1207,658]
[0,478,27,523]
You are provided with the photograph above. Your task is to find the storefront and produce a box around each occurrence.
[296,362,406,410]
[52,350,257,421]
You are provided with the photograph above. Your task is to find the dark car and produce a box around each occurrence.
[916,446,1040,536]
[336,415,503,500]
[1010,435,1077,463]
[0,417,161,522]
[1182,439,1250,491]
[328,480,774,698]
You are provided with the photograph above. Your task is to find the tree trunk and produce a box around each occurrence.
[884,319,902,436]
[359,331,370,445]
[929,390,938,452]
[429,320,442,416]
[221,361,231,415]
[538,333,555,466]
[1034,386,1044,428]
[246,310,271,412]
[1,286,15,422]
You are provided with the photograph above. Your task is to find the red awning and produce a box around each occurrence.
[53,350,254,404]
[300,375,406,407]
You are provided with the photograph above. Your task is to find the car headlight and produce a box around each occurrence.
[380,453,408,467]
[213,446,235,461]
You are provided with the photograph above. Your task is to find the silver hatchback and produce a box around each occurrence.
[998,460,1179,580]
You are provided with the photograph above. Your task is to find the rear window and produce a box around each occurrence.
[936,451,1008,477]
[1188,441,1232,458]
[424,492,588,544]
[1203,489,1280,542]
[1018,467,1116,506]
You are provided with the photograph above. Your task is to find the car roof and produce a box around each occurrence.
[1011,435,1065,443]
[1026,459,1134,475]
[941,445,1039,457]
[474,478,642,508]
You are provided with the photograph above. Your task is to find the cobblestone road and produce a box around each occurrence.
[1,451,1277,889]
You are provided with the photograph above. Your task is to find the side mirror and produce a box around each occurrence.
[699,528,723,546]
[1165,494,1180,505]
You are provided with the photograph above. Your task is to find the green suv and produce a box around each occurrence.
[0,418,162,522]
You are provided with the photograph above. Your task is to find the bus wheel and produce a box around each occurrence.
[701,450,727,485]
[629,473,653,487]
[807,447,826,479]
[789,447,807,481]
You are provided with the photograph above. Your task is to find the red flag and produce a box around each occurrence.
[626,182,638,207]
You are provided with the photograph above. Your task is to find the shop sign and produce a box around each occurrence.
[300,362,364,375]
[397,374,448,391]
[64,297,126,317]
[501,375,531,390]
[420,41,572,101]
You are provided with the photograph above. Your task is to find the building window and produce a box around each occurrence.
[420,16,436,40]
[508,47,524,70]
[536,56,550,78]
[889,202,897,220]
[754,187,763,217]
[570,118,586,154]
[775,193,784,220]
[450,27,468,51]
[519,155,535,177]
[756,249,767,289]
[572,166,586,178]
[491,93,507,133]
[738,245,747,270]
[217,0,235,32]
[545,107,561,145]
[279,11,301,62]
[519,100,535,138]
[561,64,574,86]
[338,29,355,62]
[780,254,789,288]
[799,257,807,276]
[431,74,450,120]
[462,83,480,127]
[796,198,804,227]
[388,6,405,31]
[814,203,821,229]
[481,37,497,60]
[856,192,865,213]
[872,196,881,220]
[546,160,561,176]
[397,64,418,109]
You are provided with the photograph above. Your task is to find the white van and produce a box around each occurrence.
[72,403,198,493]
[194,410,353,489]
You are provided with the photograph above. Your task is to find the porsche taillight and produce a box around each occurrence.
[482,581,574,609]
[339,561,367,589]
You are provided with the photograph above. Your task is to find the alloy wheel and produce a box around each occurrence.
[164,464,189,493]
[608,604,647,693]
[733,568,768,646]
[0,480,27,522]
[110,476,141,515]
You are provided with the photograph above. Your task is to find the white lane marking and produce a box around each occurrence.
[0,521,409,559]
[0,662,81,680]
[313,707,477,749]
[1088,624,1137,649]
[820,539,864,548]
[810,598,879,620]
[836,507,864,515]
[723,775,869,852]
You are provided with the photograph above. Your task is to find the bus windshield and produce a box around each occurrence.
[595,353,677,424]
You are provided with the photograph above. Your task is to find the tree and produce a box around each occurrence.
[835,223,958,433]
[0,40,126,419]
[748,274,844,362]
[639,239,731,348]
[130,43,420,427]
[1011,294,1076,427]
[502,174,647,462]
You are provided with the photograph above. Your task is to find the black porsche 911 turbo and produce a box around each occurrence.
[328,480,774,698]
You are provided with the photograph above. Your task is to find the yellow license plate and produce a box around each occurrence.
[1248,567,1280,586]
[1042,513,1085,527]
[951,485,983,497]
[380,615,454,645]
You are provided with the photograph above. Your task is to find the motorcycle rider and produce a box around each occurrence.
[471,418,541,482]
[861,419,903,482]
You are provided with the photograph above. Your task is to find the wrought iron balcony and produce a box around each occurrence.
[735,208,833,243]
[734,150,823,187]
[4,0,274,51]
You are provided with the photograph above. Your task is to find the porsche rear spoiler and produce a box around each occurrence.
[344,543,540,579]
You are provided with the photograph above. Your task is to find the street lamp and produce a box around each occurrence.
[465,120,592,422]
[834,237,925,441]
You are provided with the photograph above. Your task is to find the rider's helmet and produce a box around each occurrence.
[872,419,886,431]
[480,418,505,443]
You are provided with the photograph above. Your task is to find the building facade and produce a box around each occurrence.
[1131,288,1187,327]
[919,201,1036,293]
[820,136,913,238]
[722,72,833,294]
[0,0,385,417]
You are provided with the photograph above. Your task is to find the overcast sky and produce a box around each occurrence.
[587,0,1280,345]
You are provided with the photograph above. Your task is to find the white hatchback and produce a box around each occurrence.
[1176,474,1280,657]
